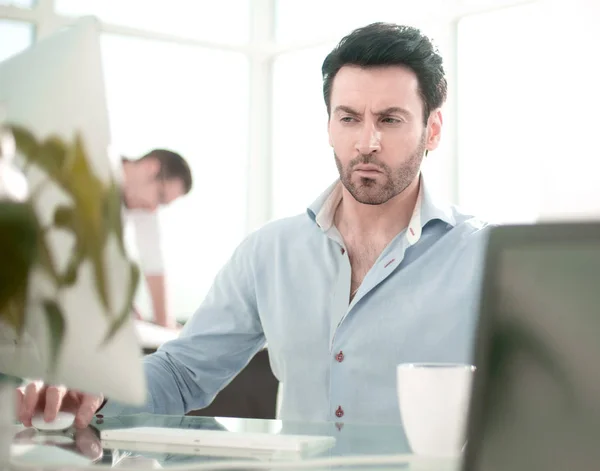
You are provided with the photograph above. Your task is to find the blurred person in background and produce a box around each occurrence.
[121,149,193,330]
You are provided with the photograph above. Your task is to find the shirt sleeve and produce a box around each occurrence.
[101,233,266,417]
[128,210,164,275]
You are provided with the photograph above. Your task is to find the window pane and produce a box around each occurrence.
[457,3,544,224]
[101,35,249,319]
[537,0,600,220]
[0,0,36,7]
[272,44,338,219]
[275,0,443,43]
[0,19,33,63]
[55,0,249,44]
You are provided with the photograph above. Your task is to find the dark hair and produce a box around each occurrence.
[140,149,193,194]
[322,22,447,124]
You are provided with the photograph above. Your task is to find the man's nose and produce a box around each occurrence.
[355,122,381,155]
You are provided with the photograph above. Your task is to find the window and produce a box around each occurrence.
[535,0,600,220]
[271,44,338,219]
[412,23,457,204]
[275,0,454,45]
[55,0,249,44]
[101,34,249,319]
[0,19,33,63]
[457,3,544,223]
[0,0,36,7]
[276,0,425,43]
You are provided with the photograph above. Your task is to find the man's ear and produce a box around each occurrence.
[425,109,443,153]
[142,158,161,177]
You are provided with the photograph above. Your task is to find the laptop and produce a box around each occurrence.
[463,222,600,471]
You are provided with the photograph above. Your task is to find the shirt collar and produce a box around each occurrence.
[306,173,456,245]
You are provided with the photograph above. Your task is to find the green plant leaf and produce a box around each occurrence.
[14,126,113,315]
[104,181,125,248]
[53,205,75,229]
[9,126,39,164]
[52,205,81,286]
[42,300,66,375]
[35,136,68,180]
[67,134,110,311]
[12,126,67,183]
[0,202,39,335]
[11,126,70,285]
[1,297,28,338]
[10,124,137,360]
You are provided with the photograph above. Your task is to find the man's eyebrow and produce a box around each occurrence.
[332,105,412,117]
[333,105,360,115]
[374,106,412,117]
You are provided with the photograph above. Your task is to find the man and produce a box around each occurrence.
[121,149,193,329]
[17,23,490,428]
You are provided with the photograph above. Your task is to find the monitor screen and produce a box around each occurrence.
[464,223,600,471]
[0,17,145,405]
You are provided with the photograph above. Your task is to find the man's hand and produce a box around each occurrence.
[14,426,103,462]
[16,381,104,429]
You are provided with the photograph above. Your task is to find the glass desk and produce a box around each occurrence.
[11,414,460,470]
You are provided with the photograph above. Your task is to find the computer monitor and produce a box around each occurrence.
[0,17,145,405]
[463,222,600,471]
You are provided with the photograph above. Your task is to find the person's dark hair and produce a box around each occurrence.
[322,22,447,124]
[138,149,193,194]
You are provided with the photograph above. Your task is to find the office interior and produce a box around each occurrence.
[1,0,599,436]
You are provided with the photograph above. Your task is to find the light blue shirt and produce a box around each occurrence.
[104,176,492,424]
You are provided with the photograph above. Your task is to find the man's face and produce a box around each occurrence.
[328,65,442,205]
[125,160,185,211]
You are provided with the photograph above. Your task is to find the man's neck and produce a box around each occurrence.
[335,175,421,241]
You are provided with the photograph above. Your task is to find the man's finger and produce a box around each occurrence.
[74,393,103,429]
[19,381,44,426]
[44,385,67,422]
[15,387,24,418]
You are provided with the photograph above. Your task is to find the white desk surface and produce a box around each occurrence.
[10,415,457,470]
[134,320,179,350]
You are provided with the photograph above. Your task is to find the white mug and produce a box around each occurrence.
[397,363,475,457]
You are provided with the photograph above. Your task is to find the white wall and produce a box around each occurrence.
[537,0,600,221]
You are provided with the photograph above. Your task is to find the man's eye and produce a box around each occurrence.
[340,116,355,123]
[381,117,402,124]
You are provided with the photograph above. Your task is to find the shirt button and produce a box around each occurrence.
[335,351,344,362]
[335,406,344,418]
[340,247,345,255]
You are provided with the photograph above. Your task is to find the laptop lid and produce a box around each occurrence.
[463,222,600,471]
